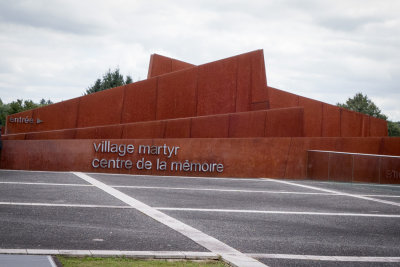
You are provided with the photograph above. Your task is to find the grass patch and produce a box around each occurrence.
[56,256,227,267]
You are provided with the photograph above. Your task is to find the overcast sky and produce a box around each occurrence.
[1,0,399,120]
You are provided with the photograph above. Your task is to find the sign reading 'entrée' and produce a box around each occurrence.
[91,140,224,173]
[9,117,43,124]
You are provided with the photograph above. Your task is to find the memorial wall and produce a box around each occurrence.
[1,50,399,184]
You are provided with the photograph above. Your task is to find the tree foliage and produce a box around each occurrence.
[0,99,8,129]
[388,121,400,137]
[337,93,387,120]
[337,92,399,136]
[0,98,53,127]
[85,68,133,95]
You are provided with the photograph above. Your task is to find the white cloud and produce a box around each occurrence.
[0,0,399,120]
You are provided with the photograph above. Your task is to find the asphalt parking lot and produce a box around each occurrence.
[0,170,400,267]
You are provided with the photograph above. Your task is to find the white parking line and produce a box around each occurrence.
[0,169,70,174]
[3,180,400,199]
[155,207,400,218]
[2,169,400,188]
[0,181,92,187]
[363,194,400,198]
[86,171,267,181]
[0,202,131,209]
[47,256,57,267]
[265,179,400,208]
[112,185,335,195]
[248,253,400,262]
[1,201,398,218]
[295,179,400,189]
[114,185,400,198]
[72,172,267,267]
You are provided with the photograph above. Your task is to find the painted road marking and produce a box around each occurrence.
[85,171,268,182]
[2,169,400,188]
[112,185,335,195]
[1,202,399,218]
[0,181,92,187]
[155,207,400,218]
[0,202,131,209]
[0,169,71,174]
[48,256,57,267]
[363,194,400,198]
[0,254,57,267]
[248,253,400,262]
[3,180,400,199]
[265,179,400,208]
[72,172,267,267]
[113,185,400,198]
[292,179,400,189]
[3,168,264,182]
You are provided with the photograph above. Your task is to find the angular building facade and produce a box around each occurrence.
[1,50,399,184]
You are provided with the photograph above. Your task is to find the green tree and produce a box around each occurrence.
[388,121,400,137]
[8,99,25,114]
[337,92,387,120]
[337,92,399,136]
[0,99,10,128]
[125,75,133,84]
[85,68,133,95]
[39,98,53,105]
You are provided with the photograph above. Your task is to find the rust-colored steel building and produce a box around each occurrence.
[1,50,399,184]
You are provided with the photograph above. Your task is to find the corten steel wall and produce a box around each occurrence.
[267,87,388,137]
[1,49,395,183]
[1,137,399,183]
[2,107,304,140]
[147,54,195,78]
[307,151,400,184]
[6,50,268,135]
[5,50,386,138]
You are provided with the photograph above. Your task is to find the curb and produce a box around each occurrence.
[0,249,219,260]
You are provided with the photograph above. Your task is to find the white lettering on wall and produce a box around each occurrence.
[91,140,224,173]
